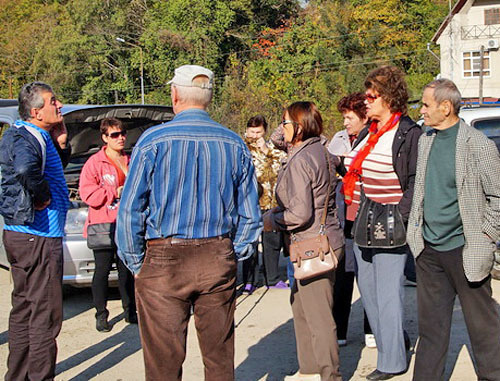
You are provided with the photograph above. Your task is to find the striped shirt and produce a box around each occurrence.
[344,128,403,221]
[4,121,69,237]
[116,109,263,274]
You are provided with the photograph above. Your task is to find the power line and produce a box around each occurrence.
[0,19,438,78]
[37,49,431,99]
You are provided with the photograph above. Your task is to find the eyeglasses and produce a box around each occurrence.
[365,93,379,103]
[107,130,127,139]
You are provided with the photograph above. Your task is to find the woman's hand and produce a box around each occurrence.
[117,186,124,199]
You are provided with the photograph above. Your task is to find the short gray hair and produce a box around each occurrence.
[172,75,212,108]
[424,79,462,115]
[18,82,54,121]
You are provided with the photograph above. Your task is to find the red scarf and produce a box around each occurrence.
[343,112,402,205]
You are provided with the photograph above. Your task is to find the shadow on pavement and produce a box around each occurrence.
[236,319,297,381]
[62,286,93,321]
[0,330,7,346]
[339,298,368,380]
[63,286,124,321]
[56,324,141,380]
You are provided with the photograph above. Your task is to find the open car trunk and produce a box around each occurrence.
[62,105,174,201]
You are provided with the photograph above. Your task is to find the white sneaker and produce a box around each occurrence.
[338,339,347,347]
[365,334,377,348]
[284,371,321,380]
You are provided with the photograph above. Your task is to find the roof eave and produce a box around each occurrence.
[431,0,469,43]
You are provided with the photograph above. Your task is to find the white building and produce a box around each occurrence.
[433,0,500,101]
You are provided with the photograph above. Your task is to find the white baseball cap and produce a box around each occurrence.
[167,65,214,89]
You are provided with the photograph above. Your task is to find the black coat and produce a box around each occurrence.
[391,116,423,224]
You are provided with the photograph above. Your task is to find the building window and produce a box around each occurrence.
[484,8,500,25]
[463,51,490,78]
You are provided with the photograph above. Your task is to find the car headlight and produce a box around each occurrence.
[65,206,88,235]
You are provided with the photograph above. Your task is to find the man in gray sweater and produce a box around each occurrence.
[407,78,500,381]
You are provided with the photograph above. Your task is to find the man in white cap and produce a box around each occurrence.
[116,65,262,380]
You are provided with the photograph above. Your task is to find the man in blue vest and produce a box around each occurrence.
[0,82,70,381]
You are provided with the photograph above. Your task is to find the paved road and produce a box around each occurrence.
[0,265,498,380]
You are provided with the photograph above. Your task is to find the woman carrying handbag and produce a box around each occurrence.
[343,66,421,380]
[79,118,137,332]
[263,102,344,381]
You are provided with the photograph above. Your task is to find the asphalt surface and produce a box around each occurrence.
[0,263,498,380]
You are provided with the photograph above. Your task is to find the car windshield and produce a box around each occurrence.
[473,118,500,152]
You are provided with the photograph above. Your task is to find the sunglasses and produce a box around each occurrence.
[365,93,379,103]
[282,119,295,126]
[107,130,127,139]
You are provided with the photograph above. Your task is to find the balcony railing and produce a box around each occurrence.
[461,24,500,39]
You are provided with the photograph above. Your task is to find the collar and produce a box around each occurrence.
[172,108,210,120]
[283,136,321,165]
[14,119,50,136]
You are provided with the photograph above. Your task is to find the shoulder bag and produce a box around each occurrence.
[87,222,116,250]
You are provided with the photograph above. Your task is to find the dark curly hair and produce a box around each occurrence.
[247,115,268,132]
[337,92,367,120]
[285,101,323,143]
[364,66,409,115]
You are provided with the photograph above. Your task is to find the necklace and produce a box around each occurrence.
[107,150,128,176]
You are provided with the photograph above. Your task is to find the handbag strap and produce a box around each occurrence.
[317,147,333,235]
[291,146,333,241]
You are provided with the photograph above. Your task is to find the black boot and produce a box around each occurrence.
[96,311,111,332]
[124,307,138,324]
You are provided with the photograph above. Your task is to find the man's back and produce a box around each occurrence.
[116,108,262,274]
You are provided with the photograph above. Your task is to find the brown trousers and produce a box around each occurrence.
[291,264,342,381]
[135,236,237,381]
[3,231,63,381]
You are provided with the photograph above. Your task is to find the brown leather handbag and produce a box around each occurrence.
[289,149,338,280]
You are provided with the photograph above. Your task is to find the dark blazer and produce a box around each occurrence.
[0,124,70,225]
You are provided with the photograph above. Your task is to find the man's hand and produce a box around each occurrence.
[50,121,68,149]
[262,210,274,232]
[34,199,51,210]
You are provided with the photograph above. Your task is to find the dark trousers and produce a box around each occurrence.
[414,244,500,381]
[92,249,135,318]
[3,231,63,381]
[262,231,283,286]
[291,270,342,381]
[333,255,372,340]
[136,237,237,381]
[242,243,260,286]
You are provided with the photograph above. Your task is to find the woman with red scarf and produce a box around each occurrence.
[343,66,421,380]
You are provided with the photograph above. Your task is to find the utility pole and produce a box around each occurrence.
[8,77,13,99]
[448,6,454,81]
[116,37,145,104]
[479,45,485,105]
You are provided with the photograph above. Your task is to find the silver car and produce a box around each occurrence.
[0,103,174,286]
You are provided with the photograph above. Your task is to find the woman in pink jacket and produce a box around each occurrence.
[79,117,136,332]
